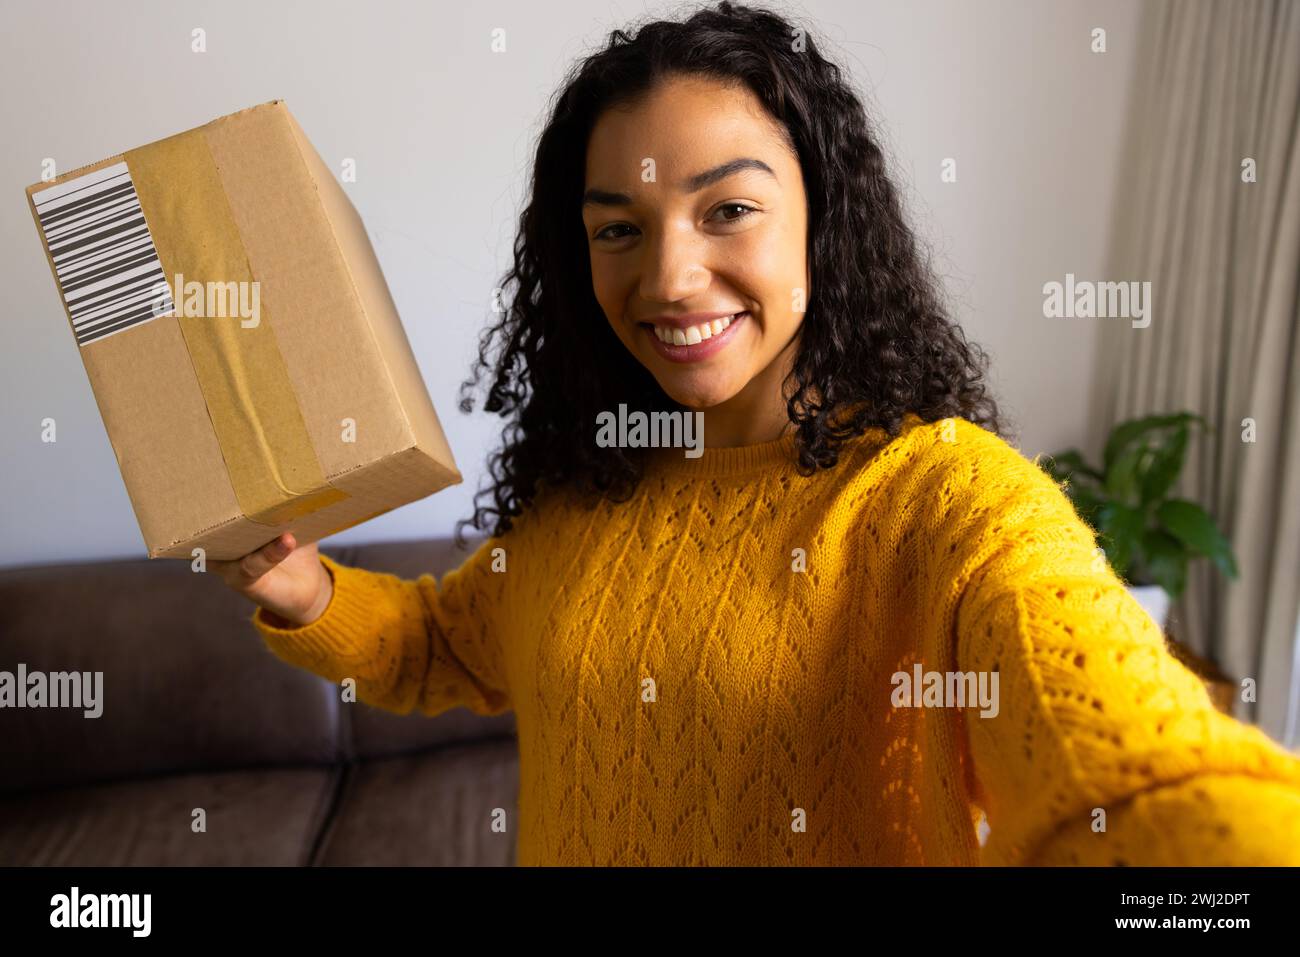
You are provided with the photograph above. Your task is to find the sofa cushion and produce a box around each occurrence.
[315,737,519,866]
[0,766,338,865]
[0,556,340,794]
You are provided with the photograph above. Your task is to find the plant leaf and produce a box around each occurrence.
[1097,502,1144,580]
[1139,424,1190,506]
[1105,447,1144,507]
[1140,528,1188,599]
[1103,412,1206,474]
[1156,499,1239,578]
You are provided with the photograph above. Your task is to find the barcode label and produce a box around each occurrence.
[32,161,174,346]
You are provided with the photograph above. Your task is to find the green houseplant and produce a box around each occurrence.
[1039,413,1239,615]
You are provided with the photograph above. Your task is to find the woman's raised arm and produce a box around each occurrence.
[234,536,513,718]
[932,420,1300,865]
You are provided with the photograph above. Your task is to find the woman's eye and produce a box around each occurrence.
[594,223,636,241]
[710,202,758,224]
[592,203,757,242]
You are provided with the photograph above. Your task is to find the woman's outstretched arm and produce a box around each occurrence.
[250,537,512,718]
[933,419,1300,865]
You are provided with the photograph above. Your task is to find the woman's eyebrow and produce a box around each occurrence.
[582,157,777,208]
[683,157,776,192]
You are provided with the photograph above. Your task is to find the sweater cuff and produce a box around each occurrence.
[251,553,376,663]
[1025,773,1300,866]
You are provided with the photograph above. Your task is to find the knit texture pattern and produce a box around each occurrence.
[251,414,1300,865]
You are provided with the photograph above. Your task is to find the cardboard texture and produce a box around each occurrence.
[26,100,461,559]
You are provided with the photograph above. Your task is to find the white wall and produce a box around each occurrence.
[0,0,1139,568]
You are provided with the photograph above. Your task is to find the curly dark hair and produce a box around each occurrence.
[455,0,1004,546]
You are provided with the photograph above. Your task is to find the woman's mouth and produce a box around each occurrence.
[640,312,748,363]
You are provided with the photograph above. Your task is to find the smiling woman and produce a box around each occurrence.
[455,0,1003,527]
[580,76,809,444]
[245,0,1300,867]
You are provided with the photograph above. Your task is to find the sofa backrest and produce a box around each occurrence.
[0,536,516,795]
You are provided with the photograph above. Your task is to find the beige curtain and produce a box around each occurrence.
[1089,0,1300,745]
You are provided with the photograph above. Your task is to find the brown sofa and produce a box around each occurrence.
[0,537,519,866]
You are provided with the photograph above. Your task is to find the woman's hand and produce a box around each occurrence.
[210,532,333,628]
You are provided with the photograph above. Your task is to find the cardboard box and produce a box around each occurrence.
[26,100,461,559]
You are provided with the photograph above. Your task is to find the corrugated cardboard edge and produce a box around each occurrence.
[278,102,462,488]
[150,448,433,559]
[23,99,284,199]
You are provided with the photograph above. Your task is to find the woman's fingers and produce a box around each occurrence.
[214,532,295,588]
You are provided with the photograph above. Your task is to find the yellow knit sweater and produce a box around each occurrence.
[250,413,1300,865]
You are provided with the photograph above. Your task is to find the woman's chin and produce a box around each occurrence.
[655,377,741,413]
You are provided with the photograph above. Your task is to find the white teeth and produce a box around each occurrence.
[653,313,738,345]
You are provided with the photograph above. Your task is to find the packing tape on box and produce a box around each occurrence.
[124,132,349,526]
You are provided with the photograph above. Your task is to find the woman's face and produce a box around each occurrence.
[582,74,810,415]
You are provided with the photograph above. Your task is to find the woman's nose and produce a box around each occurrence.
[637,226,711,303]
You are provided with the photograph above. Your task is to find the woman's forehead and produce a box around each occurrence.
[585,118,791,196]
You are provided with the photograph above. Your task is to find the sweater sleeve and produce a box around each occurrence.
[934,420,1300,866]
[249,538,511,717]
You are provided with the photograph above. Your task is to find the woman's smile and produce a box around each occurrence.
[639,310,749,363]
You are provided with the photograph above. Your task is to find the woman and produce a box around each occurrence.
[214,2,1300,865]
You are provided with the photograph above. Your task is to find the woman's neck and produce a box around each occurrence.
[697,332,801,448]
[700,391,795,447]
